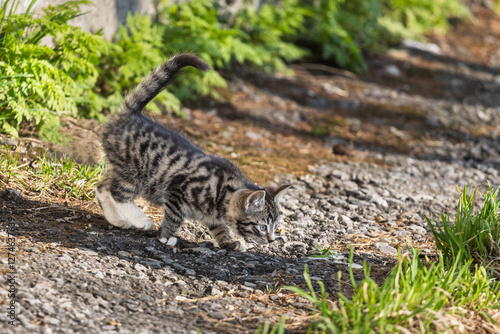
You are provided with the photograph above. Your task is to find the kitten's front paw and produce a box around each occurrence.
[159,236,178,247]
[110,219,132,229]
[235,241,247,252]
[131,217,154,230]
[221,240,246,252]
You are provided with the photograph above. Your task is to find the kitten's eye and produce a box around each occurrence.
[259,224,267,232]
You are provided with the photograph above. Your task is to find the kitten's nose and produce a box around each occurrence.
[267,233,275,242]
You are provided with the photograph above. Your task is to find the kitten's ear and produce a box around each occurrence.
[244,190,267,213]
[265,184,292,204]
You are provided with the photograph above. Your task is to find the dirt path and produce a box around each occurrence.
[2,8,500,334]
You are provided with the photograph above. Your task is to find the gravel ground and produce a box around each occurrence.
[2,151,499,333]
[3,11,500,334]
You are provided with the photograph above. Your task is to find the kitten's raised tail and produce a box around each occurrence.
[120,53,210,115]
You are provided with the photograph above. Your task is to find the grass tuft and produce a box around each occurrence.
[425,184,500,278]
[309,245,340,259]
[255,316,287,334]
[0,146,104,201]
[275,249,500,333]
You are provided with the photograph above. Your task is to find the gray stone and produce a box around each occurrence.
[393,230,412,238]
[406,225,427,235]
[208,286,221,295]
[370,193,388,208]
[185,269,196,276]
[79,248,99,256]
[210,311,227,320]
[244,281,257,288]
[340,215,353,224]
[172,262,187,273]
[375,242,398,255]
[141,260,163,269]
[6,188,21,197]
[381,65,402,77]
[92,270,105,279]
[343,181,359,192]
[402,38,442,55]
[44,317,61,325]
[58,254,72,262]
[41,303,56,315]
[245,131,262,140]
[199,241,215,248]
[134,263,148,272]
[186,247,216,255]
[17,291,35,300]
[349,263,363,270]
[386,219,398,228]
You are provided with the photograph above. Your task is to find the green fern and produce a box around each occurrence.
[158,0,306,98]
[95,0,309,116]
[380,0,472,40]
[293,0,389,73]
[0,0,476,141]
[92,13,182,115]
[0,0,106,139]
[230,0,310,72]
[94,8,228,116]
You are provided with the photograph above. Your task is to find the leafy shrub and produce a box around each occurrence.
[161,0,308,72]
[94,0,309,115]
[93,0,248,116]
[92,13,183,116]
[380,0,472,40]
[0,0,475,140]
[296,0,391,73]
[93,4,230,116]
[159,0,232,103]
[294,0,469,73]
[0,0,106,140]
[231,0,310,72]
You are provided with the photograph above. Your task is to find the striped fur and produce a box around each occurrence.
[96,53,291,251]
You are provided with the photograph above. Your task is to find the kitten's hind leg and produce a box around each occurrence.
[208,225,246,251]
[96,179,153,230]
[158,200,185,243]
[96,180,131,229]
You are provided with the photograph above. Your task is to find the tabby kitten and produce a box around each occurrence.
[96,53,290,251]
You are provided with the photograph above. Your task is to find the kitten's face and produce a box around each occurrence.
[227,185,291,244]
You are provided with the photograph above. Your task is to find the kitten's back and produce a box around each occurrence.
[101,54,212,195]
